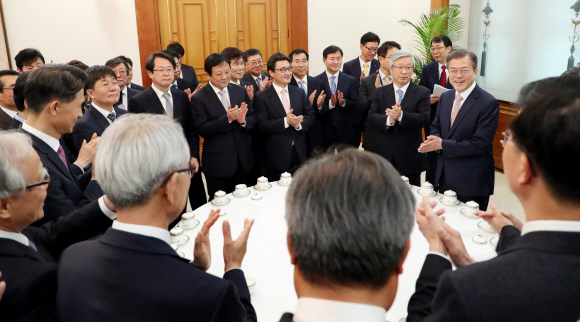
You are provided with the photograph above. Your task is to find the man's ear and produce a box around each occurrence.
[0,199,12,219]
[396,238,411,275]
[286,231,296,265]
[48,100,59,116]
[162,172,180,205]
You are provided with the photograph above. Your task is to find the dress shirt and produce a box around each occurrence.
[230,80,241,85]
[450,81,477,118]
[438,63,449,80]
[386,82,410,126]
[150,84,173,113]
[14,114,26,123]
[521,220,580,236]
[378,70,392,85]
[293,297,387,322]
[22,122,84,173]
[250,73,263,84]
[111,220,171,245]
[0,104,17,118]
[325,70,346,109]
[359,56,372,75]
[293,75,307,88]
[91,103,115,124]
[208,81,246,127]
[272,82,302,131]
[120,87,128,110]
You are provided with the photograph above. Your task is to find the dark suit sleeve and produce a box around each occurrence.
[300,91,315,131]
[14,267,58,322]
[243,91,257,130]
[191,95,232,138]
[367,89,388,131]
[399,89,431,129]
[341,78,358,112]
[128,97,144,113]
[419,65,430,90]
[441,98,500,158]
[222,269,257,322]
[181,96,200,160]
[357,79,372,114]
[255,93,286,133]
[496,225,521,254]
[430,99,443,137]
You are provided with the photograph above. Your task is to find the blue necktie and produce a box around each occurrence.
[300,80,307,96]
[330,76,336,95]
[396,89,403,104]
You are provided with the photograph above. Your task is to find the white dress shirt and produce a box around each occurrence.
[151,84,173,113]
[325,70,345,109]
[450,81,477,118]
[521,220,580,236]
[0,104,17,118]
[91,103,115,124]
[112,220,171,245]
[272,82,302,131]
[438,63,449,80]
[293,297,387,322]
[387,81,410,126]
[118,87,128,110]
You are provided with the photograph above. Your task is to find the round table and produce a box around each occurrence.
[176,182,499,321]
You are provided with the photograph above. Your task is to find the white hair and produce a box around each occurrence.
[95,114,190,209]
[0,131,33,199]
[389,49,415,70]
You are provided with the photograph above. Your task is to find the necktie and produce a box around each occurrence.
[218,89,229,111]
[440,65,447,87]
[107,112,116,123]
[396,89,403,104]
[162,92,174,119]
[330,75,336,95]
[300,80,307,96]
[281,89,290,113]
[450,93,464,128]
[117,93,126,110]
[363,63,369,78]
[171,83,178,89]
[57,145,69,171]
[385,77,391,85]
[28,239,38,252]
[255,77,262,87]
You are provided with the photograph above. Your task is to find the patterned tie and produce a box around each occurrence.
[363,63,369,78]
[450,93,464,128]
[162,92,174,119]
[300,80,307,96]
[218,89,230,111]
[28,239,38,252]
[396,89,403,104]
[107,111,116,123]
[385,77,391,85]
[57,145,69,171]
[330,75,336,95]
[255,77,262,88]
[281,89,290,113]
[440,65,447,87]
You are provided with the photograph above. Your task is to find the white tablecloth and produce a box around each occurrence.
[177,183,498,322]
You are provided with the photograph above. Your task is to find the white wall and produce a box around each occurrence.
[2,0,143,85]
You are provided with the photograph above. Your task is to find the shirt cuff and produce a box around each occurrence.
[339,101,346,107]
[98,196,117,220]
[386,116,395,126]
[398,111,403,121]
[295,123,303,131]
[428,251,450,262]
[73,163,85,173]
[284,117,290,128]
[240,121,246,128]
[329,103,336,110]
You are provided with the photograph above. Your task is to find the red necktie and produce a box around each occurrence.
[57,145,69,171]
[440,65,447,87]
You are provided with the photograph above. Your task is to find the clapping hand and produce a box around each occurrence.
[259,77,272,91]
[337,90,345,106]
[385,103,402,124]
[317,90,326,107]
[189,157,199,173]
[476,202,523,233]
[223,218,255,271]
[374,73,382,88]
[416,197,447,255]
[192,209,221,271]
[308,90,317,107]
[245,85,254,100]
[286,109,303,129]
[359,72,365,83]
[236,103,248,124]
[226,105,242,122]
[76,133,100,168]
[418,135,443,153]
[184,85,202,102]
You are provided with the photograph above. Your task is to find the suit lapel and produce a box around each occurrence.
[205,85,228,115]
[384,84,396,113]
[170,87,183,120]
[371,59,380,74]
[30,135,76,183]
[337,72,349,93]
[268,86,288,118]
[88,106,110,131]
[0,239,46,262]
[400,83,416,111]
[448,86,480,137]
[145,88,167,115]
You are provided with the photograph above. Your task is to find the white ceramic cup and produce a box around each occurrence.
[443,190,457,204]
[421,182,434,195]
[181,212,197,228]
[214,190,227,204]
[280,172,292,185]
[246,276,256,295]
[465,201,479,215]
[235,184,248,195]
[170,227,188,245]
[257,176,269,189]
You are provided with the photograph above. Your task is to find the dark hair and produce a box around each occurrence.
[105,57,129,72]
[85,65,117,91]
[360,32,380,45]
[162,50,179,61]
[67,60,89,71]
[561,66,580,77]
[0,70,20,93]
[14,48,45,70]
[267,53,291,72]
[220,47,244,62]
[447,49,478,69]
[145,52,176,73]
[377,41,401,57]
[204,54,230,76]
[323,45,343,59]
[24,65,87,114]
[288,49,309,61]
[13,71,30,112]
[431,35,452,48]
[242,49,262,62]
[116,55,133,68]
[166,43,185,56]
[510,76,580,205]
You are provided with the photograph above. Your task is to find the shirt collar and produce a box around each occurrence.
[112,220,171,245]
[22,122,60,152]
[151,83,172,100]
[326,70,340,80]
[378,70,391,82]
[359,56,372,71]
[121,86,128,96]
[14,114,26,122]
[208,81,228,96]
[293,75,307,84]
[0,230,30,246]
[438,62,446,71]
[230,80,241,86]
[91,102,115,120]
[457,81,477,100]
[272,82,289,95]
[251,73,262,81]
[293,297,387,322]
[0,105,18,118]
[394,81,411,94]
[521,220,580,236]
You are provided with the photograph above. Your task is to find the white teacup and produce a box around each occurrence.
[234,184,248,195]
[421,182,434,195]
[246,276,256,295]
[170,227,189,245]
[280,172,292,185]
[257,176,269,189]
[213,190,227,205]
[401,176,410,188]
[181,212,197,228]
[465,201,479,215]
[443,190,457,204]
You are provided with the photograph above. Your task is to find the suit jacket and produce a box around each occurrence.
[255,85,314,171]
[496,224,522,254]
[128,86,199,159]
[313,71,359,147]
[0,201,112,322]
[358,71,387,152]
[128,82,145,91]
[175,78,195,91]
[181,64,200,89]
[242,71,270,96]
[419,61,454,126]
[342,57,379,84]
[72,104,128,151]
[57,228,257,322]
[9,115,23,129]
[367,82,431,175]
[192,83,256,177]
[430,85,499,197]
[407,231,580,321]
[289,75,325,150]
[114,87,141,110]
[279,313,293,322]
[0,107,13,130]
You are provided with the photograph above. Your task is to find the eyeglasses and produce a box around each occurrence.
[504,129,537,177]
[275,67,293,73]
[153,68,175,75]
[25,168,50,189]
[392,66,413,71]
[363,44,379,53]
[114,70,127,76]
[2,85,15,90]
[430,46,447,52]
[248,60,263,67]
[159,166,196,187]
[449,68,474,76]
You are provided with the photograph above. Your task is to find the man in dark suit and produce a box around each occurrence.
[167,42,200,89]
[0,70,20,130]
[314,46,359,148]
[279,149,414,322]
[255,53,314,181]
[358,41,401,152]
[105,57,140,111]
[342,32,381,83]
[368,50,430,186]
[128,52,207,210]
[192,54,256,198]
[72,66,128,151]
[8,71,30,130]
[221,47,254,95]
[116,55,145,91]
[0,131,116,322]
[419,50,499,210]
[419,35,455,185]
[21,65,103,225]
[56,114,256,322]
[242,48,272,95]
[288,49,325,156]
[162,50,199,93]
[408,76,580,321]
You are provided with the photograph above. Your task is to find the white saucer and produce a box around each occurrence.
[211,197,231,206]
[178,219,200,230]
[251,193,262,200]
[477,220,495,233]
[472,235,487,245]
[277,180,291,186]
[489,236,499,247]
[417,189,437,196]
[254,183,272,191]
[460,208,479,219]
[233,189,251,197]
[171,234,190,246]
[439,197,461,206]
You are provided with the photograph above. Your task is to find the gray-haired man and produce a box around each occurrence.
[279,148,414,322]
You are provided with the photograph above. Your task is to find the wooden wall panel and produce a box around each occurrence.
[288,0,307,54]
[134,0,162,88]
[431,0,449,9]
[493,101,519,171]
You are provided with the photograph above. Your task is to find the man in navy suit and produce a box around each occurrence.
[342,32,381,83]
[314,46,359,148]
[73,66,128,151]
[408,76,580,321]
[116,55,145,91]
[162,50,199,94]
[192,54,256,198]
[57,114,256,322]
[221,47,254,91]
[105,57,140,111]
[419,50,499,210]
[419,35,454,184]
[367,50,431,186]
[167,42,200,89]
[242,48,272,95]
[255,53,314,181]
[128,52,207,210]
